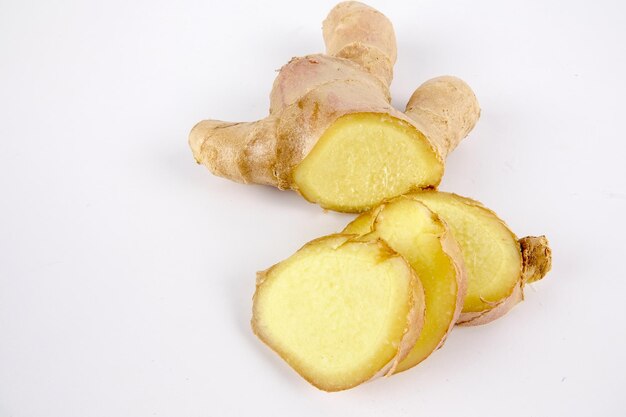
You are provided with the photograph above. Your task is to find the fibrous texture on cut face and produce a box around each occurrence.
[344,197,466,372]
[293,114,443,212]
[252,234,425,391]
[189,2,480,212]
[409,192,520,313]
[408,191,551,325]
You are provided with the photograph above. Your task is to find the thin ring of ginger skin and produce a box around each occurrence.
[252,234,425,392]
[292,113,443,213]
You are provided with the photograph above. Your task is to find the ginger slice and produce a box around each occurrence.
[408,191,551,324]
[252,234,425,391]
[344,197,466,372]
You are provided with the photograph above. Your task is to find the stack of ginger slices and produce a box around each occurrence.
[252,192,551,391]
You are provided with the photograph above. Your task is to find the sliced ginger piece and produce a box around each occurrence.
[408,191,551,325]
[344,197,466,373]
[252,234,425,391]
[408,191,520,313]
[292,113,443,212]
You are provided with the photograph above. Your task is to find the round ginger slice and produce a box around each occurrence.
[408,191,551,325]
[252,234,425,391]
[291,113,444,213]
[344,197,466,373]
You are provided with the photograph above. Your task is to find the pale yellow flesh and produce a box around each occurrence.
[344,198,459,373]
[293,113,443,213]
[409,192,521,313]
[253,235,414,391]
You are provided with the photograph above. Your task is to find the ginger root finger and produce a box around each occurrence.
[322,1,397,86]
[189,119,277,186]
[405,76,481,158]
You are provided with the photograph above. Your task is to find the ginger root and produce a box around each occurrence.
[189,1,480,212]
[189,1,554,392]
[252,234,425,392]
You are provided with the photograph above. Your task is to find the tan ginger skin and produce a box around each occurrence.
[189,2,480,200]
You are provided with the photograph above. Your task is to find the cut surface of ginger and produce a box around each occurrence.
[344,197,464,373]
[292,113,443,212]
[252,234,423,391]
[409,191,521,313]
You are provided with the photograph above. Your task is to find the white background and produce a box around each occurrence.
[1,0,625,416]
